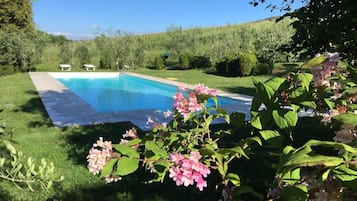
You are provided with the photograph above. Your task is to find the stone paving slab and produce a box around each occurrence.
[29,72,252,130]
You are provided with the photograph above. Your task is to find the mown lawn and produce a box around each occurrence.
[0,70,268,201]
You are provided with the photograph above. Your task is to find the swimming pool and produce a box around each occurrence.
[30,72,252,129]
[54,73,246,113]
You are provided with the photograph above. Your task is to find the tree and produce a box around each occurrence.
[250,0,357,62]
[0,0,35,32]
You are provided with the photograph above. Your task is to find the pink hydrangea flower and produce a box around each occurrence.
[194,83,217,96]
[87,137,113,175]
[168,151,210,191]
[123,127,138,139]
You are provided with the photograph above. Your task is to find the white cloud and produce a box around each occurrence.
[48,32,98,40]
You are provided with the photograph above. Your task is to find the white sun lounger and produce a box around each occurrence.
[83,64,96,71]
[59,64,71,71]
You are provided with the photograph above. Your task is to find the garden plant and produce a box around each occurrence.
[87,53,357,201]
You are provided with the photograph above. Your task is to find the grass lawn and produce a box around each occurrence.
[0,70,269,201]
[134,68,271,96]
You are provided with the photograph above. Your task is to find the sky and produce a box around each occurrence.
[32,0,305,40]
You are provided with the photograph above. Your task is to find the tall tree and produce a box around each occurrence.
[0,0,35,32]
[250,0,357,62]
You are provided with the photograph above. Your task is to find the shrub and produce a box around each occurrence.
[0,65,16,76]
[215,54,240,77]
[190,56,211,69]
[252,62,274,75]
[239,53,257,76]
[154,55,165,70]
[178,52,193,69]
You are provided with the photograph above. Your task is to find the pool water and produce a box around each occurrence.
[56,74,243,112]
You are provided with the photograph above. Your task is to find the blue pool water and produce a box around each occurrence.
[56,74,243,112]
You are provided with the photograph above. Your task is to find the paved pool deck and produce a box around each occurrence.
[29,72,252,130]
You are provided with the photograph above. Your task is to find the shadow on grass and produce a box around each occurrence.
[61,122,137,165]
[13,90,53,127]
[49,172,221,201]
[57,122,221,201]
[220,86,256,97]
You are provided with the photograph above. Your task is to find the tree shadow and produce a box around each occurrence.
[220,86,257,97]
[13,90,52,127]
[61,122,137,165]
[0,186,12,201]
[57,122,221,201]
[49,175,220,201]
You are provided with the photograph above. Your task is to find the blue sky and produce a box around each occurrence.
[32,0,305,40]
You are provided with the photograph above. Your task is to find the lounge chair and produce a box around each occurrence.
[83,64,96,71]
[59,64,71,71]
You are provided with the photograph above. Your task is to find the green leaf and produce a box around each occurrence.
[0,157,5,167]
[125,138,142,147]
[113,144,139,158]
[265,77,286,91]
[145,141,168,157]
[227,173,240,186]
[116,157,139,176]
[284,155,344,168]
[334,165,357,182]
[250,111,262,130]
[280,168,301,185]
[100,158,117,177]
[272,109,298,130]
[302,55,326,68]
[332,113,357,126]
[324,98,335,110]
[255,82,277,108]
[322,168,332,181]
[259,130,280,141]
[297,73,313,90]
[4,140,16,154]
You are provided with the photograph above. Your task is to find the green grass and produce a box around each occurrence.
[134,68,271,96]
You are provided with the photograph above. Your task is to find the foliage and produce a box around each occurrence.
[0,0,35,33]
[279,0,357,62]
[215,54,240,77]
[0,140,64,192]
[75,45,90,66]
[252,62,274,75]
[87,84,262,200]
[178,52,193,69]
[190,56,211,69]
[154,55,165,70]
[88,52,357,200]
[0,31,45,72]
[251,52,357,200]
[239,53,258,76]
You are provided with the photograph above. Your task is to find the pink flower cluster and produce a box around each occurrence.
[120,127,138,145]
[193,83,217,96]
[168,151,211,191]
[173,84,216,117]
[312,52,339,89]
[87,137,114,175]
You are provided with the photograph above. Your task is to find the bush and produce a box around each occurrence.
[178,52,193,69]
[190,56,211,69]
[154,55,165,70]
[252,62,274,75]
[239,53,257,76]
[0,65,16,76]
[215,54,240,77]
